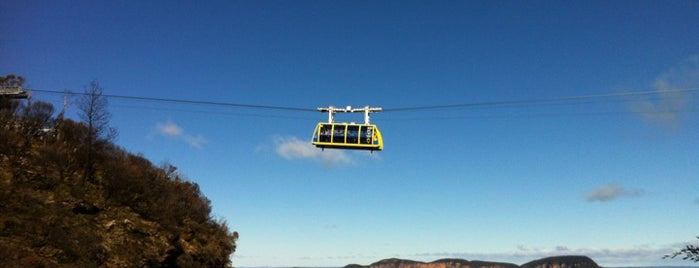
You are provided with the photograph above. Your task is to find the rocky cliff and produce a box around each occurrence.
[1,99,237,267]
[521,256,600,268]
[346,256,600,268]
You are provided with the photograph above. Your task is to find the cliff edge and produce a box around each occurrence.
[346,255,599,268]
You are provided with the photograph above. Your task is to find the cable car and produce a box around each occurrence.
[312,122,383,151]
[311,106,383,151]
[0,86,29,99]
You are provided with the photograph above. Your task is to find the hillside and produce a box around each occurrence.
[522,255,599,268]
[0,98,237,267]
[346,256,600,268]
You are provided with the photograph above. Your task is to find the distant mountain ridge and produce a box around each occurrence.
[522,256,599,268]
[345,256,600,268]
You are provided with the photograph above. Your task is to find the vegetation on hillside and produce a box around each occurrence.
[0,75,237,267]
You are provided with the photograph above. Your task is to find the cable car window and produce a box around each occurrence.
[332,125,346,143]
[319,124,332,142]
[360,126,373,144]
[347,125,359,144]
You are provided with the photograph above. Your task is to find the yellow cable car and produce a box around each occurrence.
[311,106,383,151]
[311,122,383,151]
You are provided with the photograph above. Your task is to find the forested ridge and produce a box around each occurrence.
[0,76,237,267]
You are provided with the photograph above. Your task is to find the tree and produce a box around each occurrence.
[665,237,699,262]
[76,80,116,183]
[0,74,25,88]
[22,101,55,136]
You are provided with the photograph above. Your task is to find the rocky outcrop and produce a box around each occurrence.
[349,258,507,268]
[369,258,426,268]
[522,256,600,268]
[346,256,599,268]
[469,260,521,268]
[0,107,238,267]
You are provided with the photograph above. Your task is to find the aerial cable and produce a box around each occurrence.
[28,88,317,112]
[111,103,315,120]
[27,87,698,114]
[383,88,699,112]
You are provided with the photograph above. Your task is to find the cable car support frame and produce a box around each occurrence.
[0,86,30,99]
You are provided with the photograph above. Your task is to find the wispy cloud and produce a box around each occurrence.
[275,136,352,166]
[183,134,207,148]
[584,183,643,202]
[156,121,183,137]
[155,121,207,148]
[630,55,698,128]
[322,223,338,230]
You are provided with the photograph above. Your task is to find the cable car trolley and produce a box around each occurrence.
[0,85,29,99]
[311,106,384,151]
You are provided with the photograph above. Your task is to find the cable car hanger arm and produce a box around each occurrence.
[317,106,382,124]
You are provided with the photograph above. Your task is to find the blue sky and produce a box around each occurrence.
[2,0,699,266]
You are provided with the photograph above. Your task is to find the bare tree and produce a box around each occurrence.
[77,80,116,183]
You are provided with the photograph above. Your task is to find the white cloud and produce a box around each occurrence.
[184,134,207,149]
[276,136,321,159]
[274,136,352,166]
[155,121,207,148]
[630,55,698,128]
[655,55,699,91]
[584,183,642,202]
[156,121,183,137]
